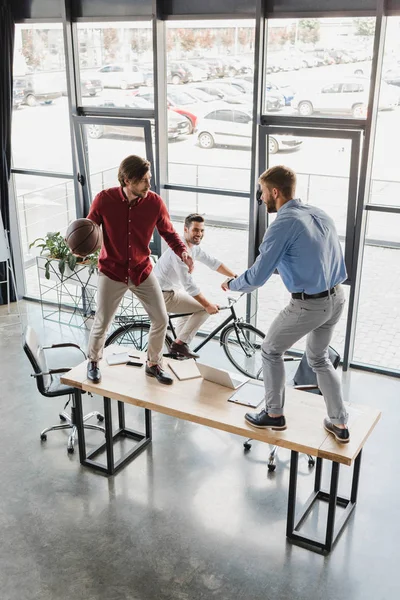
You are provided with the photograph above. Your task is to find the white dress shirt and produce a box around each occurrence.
[153,238,222,296]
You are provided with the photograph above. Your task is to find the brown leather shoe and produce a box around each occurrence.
[169,341,199,359]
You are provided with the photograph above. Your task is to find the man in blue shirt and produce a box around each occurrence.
[222,165,349,443]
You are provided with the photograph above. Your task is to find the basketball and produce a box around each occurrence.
[65,218,102,257]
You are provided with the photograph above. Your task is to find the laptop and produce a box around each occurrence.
[197,362,249,390]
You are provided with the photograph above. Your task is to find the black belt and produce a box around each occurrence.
[292,286,337,300]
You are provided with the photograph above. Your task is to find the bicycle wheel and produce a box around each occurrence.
[106,322,173,354]
[221,323,265,380]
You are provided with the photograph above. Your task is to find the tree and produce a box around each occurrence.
[353,17,375,37]
[178,29,197,54]
[220,29,235,51]
[102,28,119,61]
[198,29,215,51]
[21,29,47,69]
[298,19,320,45]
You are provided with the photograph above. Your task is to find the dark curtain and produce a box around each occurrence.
[0,0,15,304]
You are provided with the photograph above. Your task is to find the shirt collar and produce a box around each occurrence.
[277,198,301,214]
[119,186,142,205]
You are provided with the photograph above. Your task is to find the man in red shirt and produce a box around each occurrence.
[86,155,193,385]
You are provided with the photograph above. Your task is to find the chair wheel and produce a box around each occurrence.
[97,414,104,422]
[67,446,74,454]
[59,414,67,422]
[308,458,315,467]
[243,442,252,451]
[268,464,276,472]
[40,434,47,441]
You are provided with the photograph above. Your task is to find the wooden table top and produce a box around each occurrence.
[61,348,381,466]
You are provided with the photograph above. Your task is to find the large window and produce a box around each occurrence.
[12,24,72,172]
[264,17,377,119]
[12,24,76,297]
[76,22,153,108]
[353,213,400,370]
[166,20,255,193]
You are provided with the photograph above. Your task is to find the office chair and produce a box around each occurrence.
[243,346,341,472]
[23,326,105,454]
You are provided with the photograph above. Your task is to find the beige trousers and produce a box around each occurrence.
[88,271,168,365]
[162,290,209,345]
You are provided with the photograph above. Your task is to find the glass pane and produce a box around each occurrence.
[264,17,376,119]
[353,212,400,371]
[166,20,255,192]
[369,16,400,206]
[266,134,352,246]
[77,22,153,108]
[83,124,148,198]
[170,218,249,333]
[12,24,72,173]
[14,174,76,297]
[168,190,249,225]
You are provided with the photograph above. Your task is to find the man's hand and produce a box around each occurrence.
[221,277,233,292]
[182,251,194,273]
[205,303,219,315]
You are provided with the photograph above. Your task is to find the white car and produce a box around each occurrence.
[292,77,397,118]
[96,64,144,90]
[196,103,302,153]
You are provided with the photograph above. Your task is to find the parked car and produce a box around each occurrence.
[190,82,253,105]
[204,58,227,78]
[188,59,218,80]
[96,64,144,89]
[14,73,62,106]
[86,100,190,140]
[291,77,397,118]
[81,77,103,97]
[134,88,201,133]
[13,87,24,109]
[196,103,302,153]
[169,62,194,85]
[266,81,295,106]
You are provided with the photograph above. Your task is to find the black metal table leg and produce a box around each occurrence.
[286,450,299,537]
[286,450,362,554]
[325,462,340,552]
[104,397,115,475]
[74,389,87,464]
[118,401,125,430]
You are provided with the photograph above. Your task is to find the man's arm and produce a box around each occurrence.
[156,201,193,272]
[193,293,219,315]
[222,219,293,293]
[86,193,103,226]
[217,264,237,278]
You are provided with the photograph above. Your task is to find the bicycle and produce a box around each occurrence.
[105,293,265,379]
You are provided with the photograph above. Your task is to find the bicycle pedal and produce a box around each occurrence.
[163,352,186,360]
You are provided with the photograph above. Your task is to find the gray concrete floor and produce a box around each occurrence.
[0,301,398,600]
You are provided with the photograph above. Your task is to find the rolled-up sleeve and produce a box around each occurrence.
[195,247,222,271]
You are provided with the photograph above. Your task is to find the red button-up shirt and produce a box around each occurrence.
[87,187,186,286]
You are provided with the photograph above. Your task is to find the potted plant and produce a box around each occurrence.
[30,231,99,285]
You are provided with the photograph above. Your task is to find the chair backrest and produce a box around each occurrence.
[293,346,340,393]
[23,326,52,394]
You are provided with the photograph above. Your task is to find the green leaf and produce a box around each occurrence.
[58,259,66,276]
[68,254,77,271]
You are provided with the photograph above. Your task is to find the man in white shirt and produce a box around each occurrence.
[153,213,237,359]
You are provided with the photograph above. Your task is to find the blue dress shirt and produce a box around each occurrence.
[229,199,347,294]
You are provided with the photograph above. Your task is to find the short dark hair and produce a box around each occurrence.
[118,155,150,186]
[259,165,296,199]
[184,213,205,229]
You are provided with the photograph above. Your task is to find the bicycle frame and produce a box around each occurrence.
[167,294,245,353]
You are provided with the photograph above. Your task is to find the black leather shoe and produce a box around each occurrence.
[145,364,173,385]
[244,409,287,430]
[87,361,101,384]
[323,418,350,443]
[169,341,199,359]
